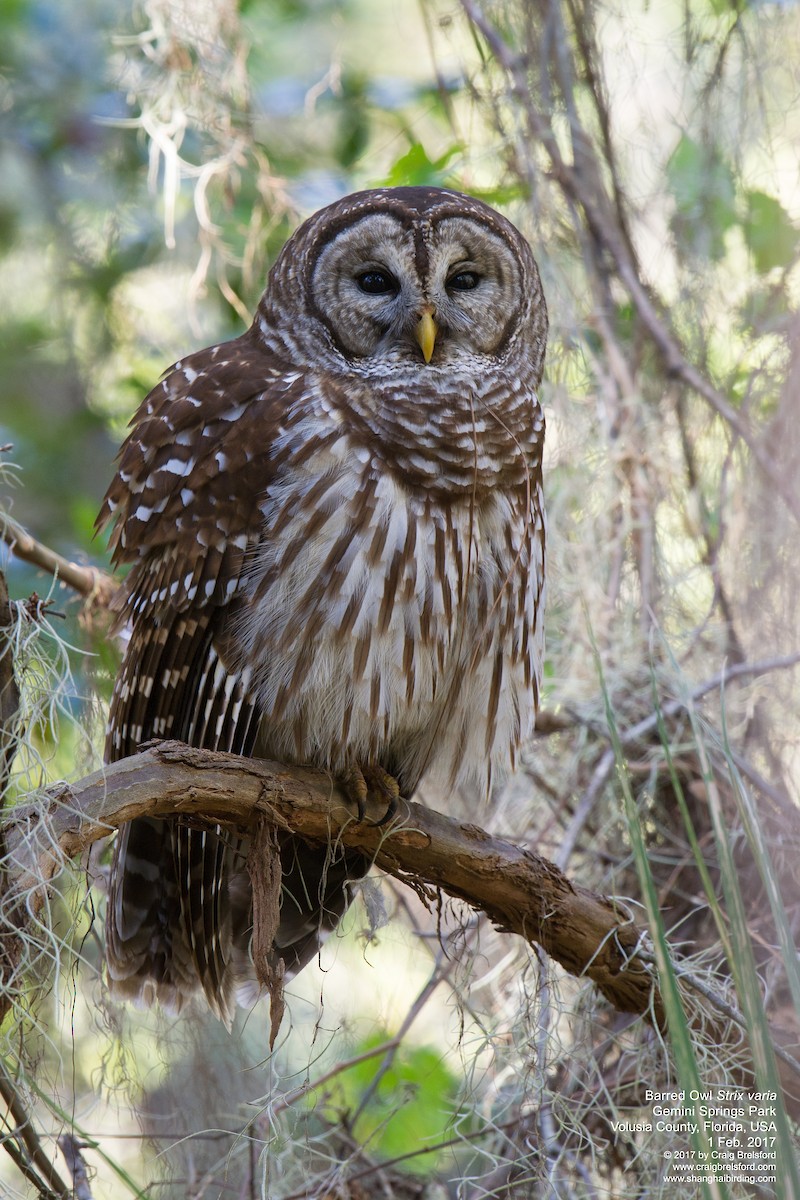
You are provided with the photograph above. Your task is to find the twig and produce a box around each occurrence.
[557,748,614,871]
[561,652,800,866]
[351,950,452,1124]
[0,1130,62,1200]
[623,653,800,749]
[674,963,800,1080]
[282,1115,523,1200]
[58,1134,95,1200]
[0,569,21,812]
[0,511,117,606]
[0,1060,70,1199]
[269,1036,406,1118]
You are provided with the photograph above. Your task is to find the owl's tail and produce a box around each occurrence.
[105,816,367,1028]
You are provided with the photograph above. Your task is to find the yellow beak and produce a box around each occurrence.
[415,308,438,363]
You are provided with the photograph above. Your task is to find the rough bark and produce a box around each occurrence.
[4,739,661,1025]
[5,739,800,1117]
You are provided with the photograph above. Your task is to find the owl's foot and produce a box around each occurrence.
[343,764,401,826]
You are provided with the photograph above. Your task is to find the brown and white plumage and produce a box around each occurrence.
[101,186,548,1024]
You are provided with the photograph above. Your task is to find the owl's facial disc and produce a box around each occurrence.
[308,211,524,364]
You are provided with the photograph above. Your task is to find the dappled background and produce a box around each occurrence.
[1,0,799,1197]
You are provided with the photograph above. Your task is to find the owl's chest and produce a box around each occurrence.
[243,460,517,658]
[231,443,542,784]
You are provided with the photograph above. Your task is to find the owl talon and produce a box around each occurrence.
[343,764,401,827]
[342,765,369,822]
[364,765,402,826]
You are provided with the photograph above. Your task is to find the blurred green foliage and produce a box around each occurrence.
[0,0,155,557]
[667,133,798,274]
[744,189,800,275]
[667,135,737,261]
[0,0,466,571]
[323,1031,460,1173]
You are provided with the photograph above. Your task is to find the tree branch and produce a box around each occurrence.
[4,740,662,1027]
[5,740,800,1118]
[0,511,117,607]
[0,569,21,807]
[57,1135,94,1200]
[0,1061,71,1200]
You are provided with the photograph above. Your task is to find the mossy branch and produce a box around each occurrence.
[7,741,800,1117]
[4,739,661,1026]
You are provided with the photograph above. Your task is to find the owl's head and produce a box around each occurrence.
[259,186,547,387]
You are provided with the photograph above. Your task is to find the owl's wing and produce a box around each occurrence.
[99,326,288,627]
[101,329,360,1024]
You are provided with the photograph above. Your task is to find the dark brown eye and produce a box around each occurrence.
[356,270,398,295]
[447,271,480,291]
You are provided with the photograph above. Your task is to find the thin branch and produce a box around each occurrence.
[0,1129,63,1200]
[58,1135,94,1200]
[561,651,800,865]
[289,1118,522,1199]
[0,1060,70,1199]
[0,569,21,811]
[675,962,800,1080]
[0,512,117,606]
[351,951,451,1124]
[270,1036,406,1118]
[623,653,800,750]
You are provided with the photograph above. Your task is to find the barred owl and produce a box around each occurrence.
[100,186,547,1025]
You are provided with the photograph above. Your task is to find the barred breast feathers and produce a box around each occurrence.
[231,377,545,800]
[98,338,545,774]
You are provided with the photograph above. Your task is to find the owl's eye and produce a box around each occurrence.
[355,269,398,295]
[447,270,480,291]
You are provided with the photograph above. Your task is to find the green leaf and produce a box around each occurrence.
[325,1033,459,1174]
[744,190,799,273]
[667,134,736,260]
[383,141,462,189]
[706,0,746,15]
